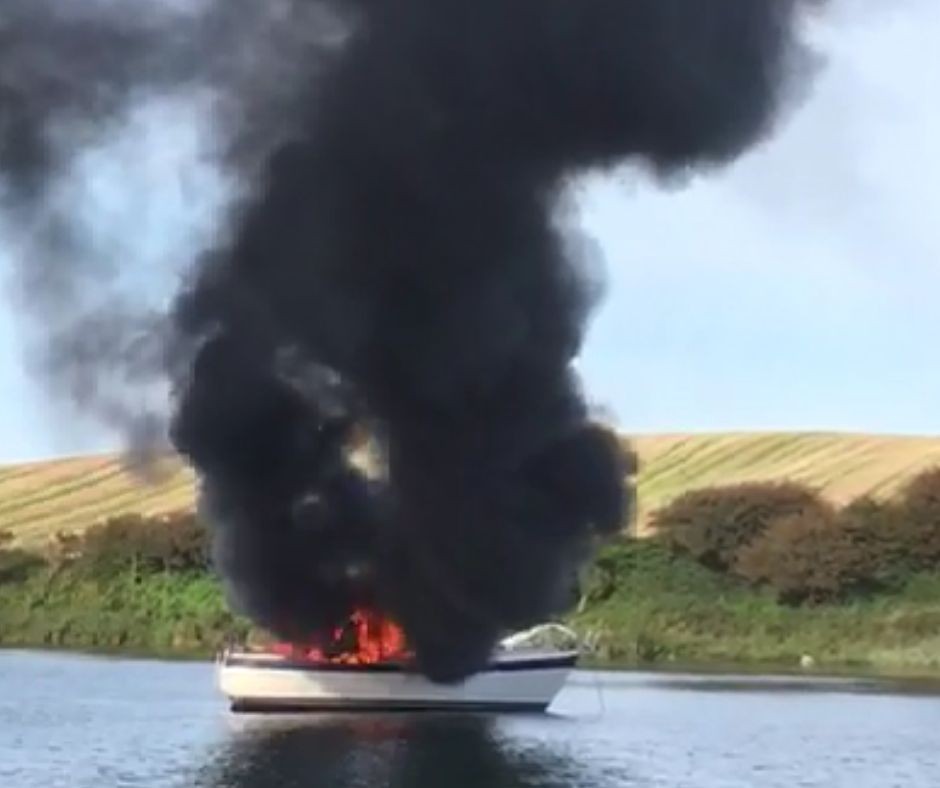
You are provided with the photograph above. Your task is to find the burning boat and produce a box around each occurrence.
[217,613,578,713]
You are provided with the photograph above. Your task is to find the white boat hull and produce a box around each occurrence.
[218,650,577,713]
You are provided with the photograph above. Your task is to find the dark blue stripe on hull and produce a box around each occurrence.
[230,698,549,714]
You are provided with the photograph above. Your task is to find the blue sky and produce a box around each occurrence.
[1,0,938,462]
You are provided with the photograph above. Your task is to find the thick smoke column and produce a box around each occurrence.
[172,0,818,680]
[0,0,334,448]
[1,1,821,680]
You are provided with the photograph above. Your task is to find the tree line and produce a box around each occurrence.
[649,469,940,604]
[0,511,209,586]
[4,467,940,609]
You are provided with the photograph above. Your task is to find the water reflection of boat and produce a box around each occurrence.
[217,625,579,713]
[196,714,601,788]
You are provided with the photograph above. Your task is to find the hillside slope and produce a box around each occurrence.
[3,432,940,547]
[0,455,194,548]
[633,432,940,530]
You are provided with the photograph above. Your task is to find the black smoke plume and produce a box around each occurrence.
[1,0,821,681]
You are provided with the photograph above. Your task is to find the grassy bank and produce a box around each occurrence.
[0,561,245,656]
[575,541,940,676]
[2,538,938,676]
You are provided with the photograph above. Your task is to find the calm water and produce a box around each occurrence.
[1,651,939,788]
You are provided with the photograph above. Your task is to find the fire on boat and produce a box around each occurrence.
[216,612,579,713]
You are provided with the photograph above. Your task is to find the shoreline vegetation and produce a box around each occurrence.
[1,466,939,678]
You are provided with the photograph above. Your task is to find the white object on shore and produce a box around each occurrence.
[217,624,579,713]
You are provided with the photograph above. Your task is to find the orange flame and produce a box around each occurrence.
[271,609,409,665]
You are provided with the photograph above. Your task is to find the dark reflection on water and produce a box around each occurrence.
[196,714,615,788]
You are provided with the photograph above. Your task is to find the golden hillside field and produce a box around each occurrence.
[3,432,940,547]
[632,432,940,531]
[0,455,195,549]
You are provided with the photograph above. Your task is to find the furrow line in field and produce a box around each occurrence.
[676,433,807,484]
[0,457,116,500]
[751,436,875,490]
[641,435,786,500]
[8,479,197,541]
[0,462,193,520]
[22,473,193,525]
[632,436,694,476]
[0,465,140,520]
[640,435,745,492]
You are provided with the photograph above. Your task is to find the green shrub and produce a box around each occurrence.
[650,481,828,571]
[77,511,210,576]
[734,506,884,604]
[893,468,940,571]
[0,548,46,585]
[581,541,658,606]
[646,473,940,607]
[838,496,910,585]
[579,538,736,608]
